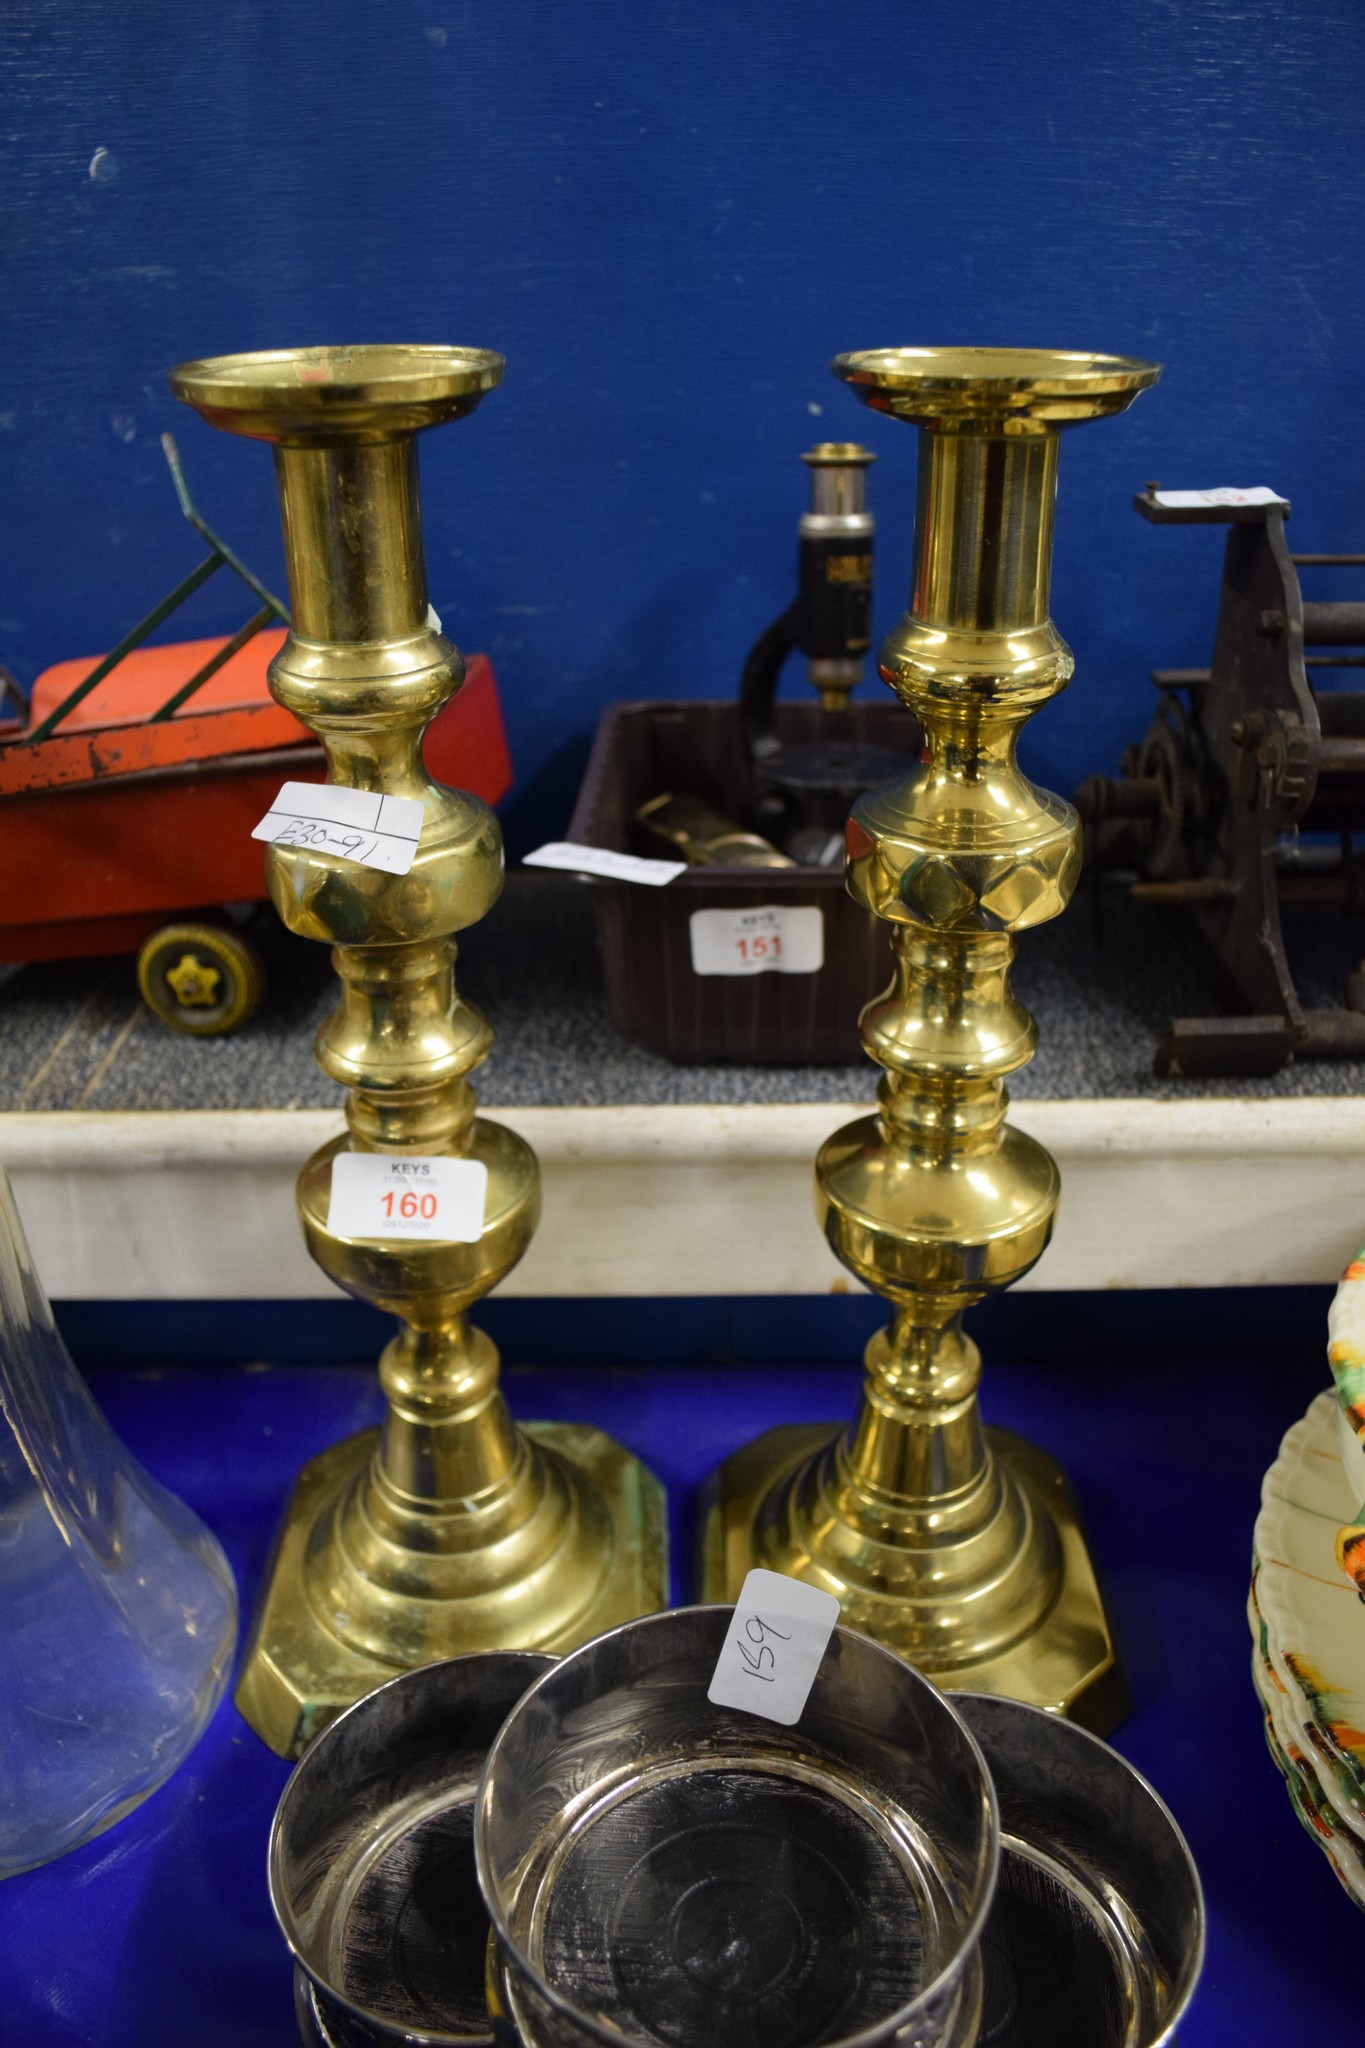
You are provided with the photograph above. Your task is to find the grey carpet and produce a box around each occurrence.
[1,871,1362,1111]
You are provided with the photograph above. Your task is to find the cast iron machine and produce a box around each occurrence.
[1077,488,1365,1076]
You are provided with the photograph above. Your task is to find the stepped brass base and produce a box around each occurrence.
[237,1421,667,1758]
[699,1422,1127,1735]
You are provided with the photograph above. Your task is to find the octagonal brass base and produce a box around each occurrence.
[699,1422,1127,1735]
[237,1421,667,1758]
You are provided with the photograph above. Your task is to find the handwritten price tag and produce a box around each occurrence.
[523,842,685,886]
[254,782,424,877]
[707,1568,840,1726]
[1151,487,1287,509]
[327,1154,487,1243]
[689,905,823,977]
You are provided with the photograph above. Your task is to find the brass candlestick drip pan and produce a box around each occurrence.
[170,346,664,1758]
[702,346,1160,1730]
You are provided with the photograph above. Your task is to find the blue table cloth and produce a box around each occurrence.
[0,1341,1355,2045]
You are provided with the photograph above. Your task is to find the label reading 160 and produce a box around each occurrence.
[327,1153,488,1244]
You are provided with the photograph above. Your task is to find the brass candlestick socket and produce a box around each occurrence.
[702,347,1160,1731]
[169,346,664,1757]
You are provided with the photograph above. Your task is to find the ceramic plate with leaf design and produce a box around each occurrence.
[1251,1637,1365,1906]
[1252,1392,1365,1809]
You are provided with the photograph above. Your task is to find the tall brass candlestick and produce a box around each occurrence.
[703,347,1159,1730]
[170,347,664,1757]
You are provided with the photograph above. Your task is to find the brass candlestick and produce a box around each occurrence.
[170,347,664,1757]
[702,347,1160,1731]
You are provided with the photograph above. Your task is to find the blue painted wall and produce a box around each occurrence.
[3,0,1363,850]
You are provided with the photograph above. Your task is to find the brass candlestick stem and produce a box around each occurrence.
[170,347,664,1758]
[702,347,1160,1730]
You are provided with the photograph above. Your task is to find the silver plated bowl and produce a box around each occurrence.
[475,1606,999,2048]
[271,1651,556,2047]
[952,1694,1204,2048]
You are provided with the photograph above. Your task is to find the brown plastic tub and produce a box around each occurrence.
[565,698,919,1062]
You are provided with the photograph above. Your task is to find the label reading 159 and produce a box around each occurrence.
[706,1568,840,1726]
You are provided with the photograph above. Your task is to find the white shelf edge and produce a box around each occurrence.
[1,1098,1360,1299]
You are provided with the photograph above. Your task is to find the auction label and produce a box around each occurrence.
[1151,487,1287,509]
[523,842,685,886]
[707,1568,840,1726]
[254,782,424,877]
[689,904,823,977]
[327,1154,487,1243]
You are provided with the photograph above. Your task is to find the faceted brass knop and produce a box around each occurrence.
[703,346,1160,1731]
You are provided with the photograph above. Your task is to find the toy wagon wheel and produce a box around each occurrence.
[136,922,263,1036]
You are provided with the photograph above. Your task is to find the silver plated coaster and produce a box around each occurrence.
[271,1651,555,2047]
[953,1694,1204,2048]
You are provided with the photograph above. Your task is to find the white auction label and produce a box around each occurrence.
[254,782,424,877]
[707,1568,840,1726]
[523,842,685,886]
[689,904,823,977]
[1152,487,1287,509]
[327,1154,488,1243]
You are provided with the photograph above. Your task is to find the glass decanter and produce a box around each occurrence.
[0,1166,237,1876]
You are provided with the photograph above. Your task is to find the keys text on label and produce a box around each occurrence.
[327,1153,488,1244]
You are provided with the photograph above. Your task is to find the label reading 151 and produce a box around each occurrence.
[688,905,823,978]
[327,1153,488,1244]
[706,1568,840,1726]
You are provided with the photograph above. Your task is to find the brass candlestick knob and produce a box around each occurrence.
[169,346,664,1757]
[702,346,1160,1730]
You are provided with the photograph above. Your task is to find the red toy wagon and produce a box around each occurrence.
[0,441,511,1034]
